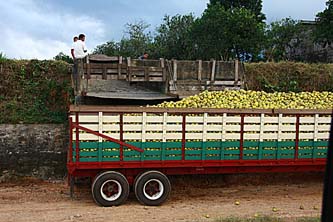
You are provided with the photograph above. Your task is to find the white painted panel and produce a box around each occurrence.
[299,117,315,124]
[317,133,330,139]
[123,134,142,140]
[318,117,332,124]
[262,117,279,123]
[123,116,143,123]
[146,116,164,123]
[224,125,241,131]
[262,133,279,140]
[244,117,261,123]
[103,115,120,123]
[186,125,204,131]
[224,134,241,140]
[279,134,296,140]
[186,116,204,123]
[166,125,183,131]
[206,116,223,123]
[317,125,331,131]
[299,125,315,131]
[281,117,297,123]
[74,134,99,140]
[79,124,98,131]
[102,134,120,140]
[78,115,99,123]
[166,116,183,122]
[123,124,143,131]
[206,134,223,140]
[146,125,163,131]
[103,125,120,131]
[244,134,260,140]
[165,133,183,140]
[145,134,164,140]
[299,133,315,139]
[243,125,261,131]
[280,125,296,131]
[263,125,279,131]
[225,116,242,122]
[186,133,205,140]
[206,125,223,131]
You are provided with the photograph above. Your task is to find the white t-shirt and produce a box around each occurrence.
[73,40,88,59]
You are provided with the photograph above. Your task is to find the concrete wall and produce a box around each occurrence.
[0,124,68,179]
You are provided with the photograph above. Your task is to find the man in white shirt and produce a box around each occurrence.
[72,34,88,103]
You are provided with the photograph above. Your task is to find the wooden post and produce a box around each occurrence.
[160,58,166,81]
[86,55,91,79]
[173,60,177,82]
[144,67,149,81]
[127,57,132,82]
[198,60,202,81]
[118,56,123,80]
[234,59,239,86]
[210,59,216,83]
[161,58,168,93]
[102,64,107,80]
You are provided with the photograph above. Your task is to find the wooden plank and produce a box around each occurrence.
[118,56,123,80]
[173,60,177,82]
[198,60,202,81]
[70,105,332,115]
[234,59,239,86]
[211,59,216,82]
[102,64,107,80]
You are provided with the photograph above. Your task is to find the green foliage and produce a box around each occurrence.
[209,0,266,23]
[54,52,73,64]
[0,60,72,124]
[94,20,152,58]
[245,62,333,92]
[191,4,265,61]
[153,14,196,59]
[314,0,333,47]
[94,41,120,56]
[265,18,305,61]
[0,52,8,62]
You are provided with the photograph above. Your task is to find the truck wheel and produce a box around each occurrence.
[91,171,129,207]
[134,171,171,206]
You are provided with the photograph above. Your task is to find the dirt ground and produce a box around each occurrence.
[0,173,324,222]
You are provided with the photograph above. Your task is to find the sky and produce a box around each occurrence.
[0,0,328,59]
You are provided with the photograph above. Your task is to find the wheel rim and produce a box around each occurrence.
[143,179,164,200]
[100,180,122,201]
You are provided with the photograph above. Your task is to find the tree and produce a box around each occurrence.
[119,20,153,58]
[265,18,305,61]
[209,0,266,23]
[154,14,196,59]
[93,41,120,56]
[314,0,333,47]
[94,21,153,58]
[54,52,73,63]
[191,4,265,61]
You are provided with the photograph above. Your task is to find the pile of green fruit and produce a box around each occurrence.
[155,90,333,109]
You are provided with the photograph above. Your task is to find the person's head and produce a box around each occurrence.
[79,34,85,41]
[73,36,78,42]
[143,52,148,59]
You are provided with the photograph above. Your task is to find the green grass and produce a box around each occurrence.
[213,216,320,222]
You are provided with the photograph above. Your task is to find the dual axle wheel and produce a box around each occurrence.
[91,170,171,207]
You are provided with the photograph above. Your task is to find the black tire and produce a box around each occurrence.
[91,171,129,207]
[134,171,171,206]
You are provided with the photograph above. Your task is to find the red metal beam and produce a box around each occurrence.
[295,114,300,160]
[72,123,144,153]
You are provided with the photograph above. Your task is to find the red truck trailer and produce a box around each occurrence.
[67,105,332,206]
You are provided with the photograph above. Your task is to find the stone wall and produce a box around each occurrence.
[0,124,68,179]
